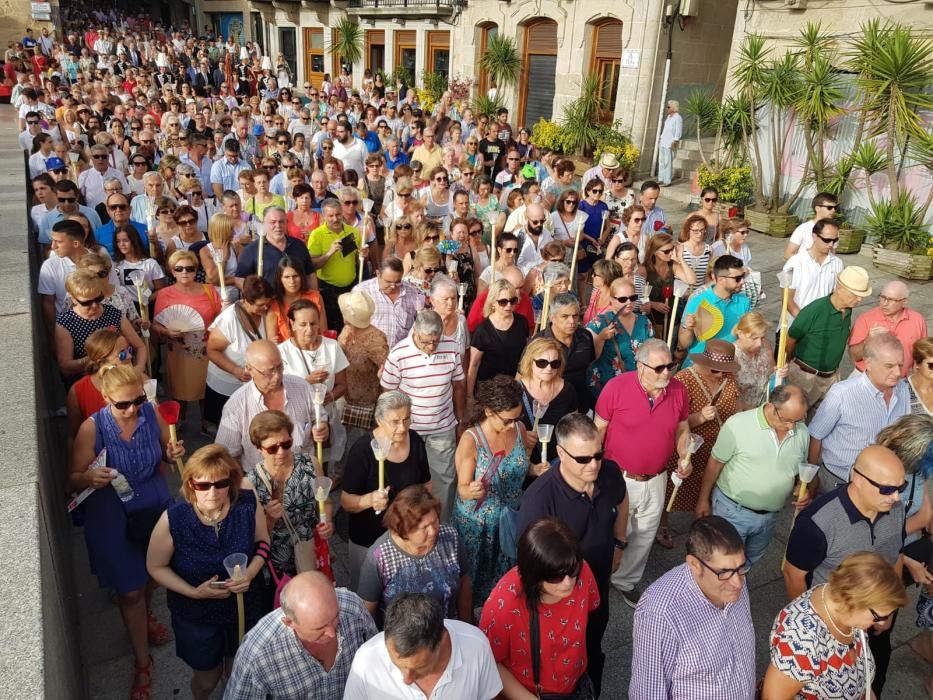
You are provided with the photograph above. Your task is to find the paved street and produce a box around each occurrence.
[72,183,932,699]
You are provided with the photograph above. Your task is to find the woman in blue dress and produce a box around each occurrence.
[69,365,185,700]
[452,375,546,602]
[577,178,610,298]
[586,277,654,399]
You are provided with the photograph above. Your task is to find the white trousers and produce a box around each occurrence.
[611,472,667,592]
[658,146,674,185]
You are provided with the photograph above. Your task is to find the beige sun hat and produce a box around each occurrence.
[338,291,375,329]
[599,152,620,170]
[837,266,872,297]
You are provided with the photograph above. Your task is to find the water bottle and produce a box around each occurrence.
[110,470,135,503]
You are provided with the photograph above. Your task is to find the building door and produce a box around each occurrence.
[303,27,325,87]
[519,19,558,130]
[367,30,385,75]
[278,27,297,84]
[591,20,623,122]
[394,30,417,86]
[427,31,450,78]
[477,23,497,96]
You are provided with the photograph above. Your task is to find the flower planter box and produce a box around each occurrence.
[836,227,865,255]
[872,247,933,281]
[745,209,799,238]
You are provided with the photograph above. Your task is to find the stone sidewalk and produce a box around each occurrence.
[73,184,932,698]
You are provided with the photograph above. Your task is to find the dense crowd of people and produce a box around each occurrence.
[15,4,933,699]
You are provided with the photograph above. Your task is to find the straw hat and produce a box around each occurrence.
[689,339,739,373]
[837,266,872,297]
[338,292,375,329]
[599,152,620,170]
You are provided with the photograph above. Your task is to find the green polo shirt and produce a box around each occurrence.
[712,406,809,512]
[307,223,362,287]
[788,295,851,372]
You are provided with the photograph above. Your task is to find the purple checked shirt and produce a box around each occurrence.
[630,563,756,700]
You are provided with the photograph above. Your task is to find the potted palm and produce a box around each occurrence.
[328,18,364,81]
[479,34,521,103]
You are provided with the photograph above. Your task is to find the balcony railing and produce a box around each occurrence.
[347,0,466,8]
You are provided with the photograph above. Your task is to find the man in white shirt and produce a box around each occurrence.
[783,191,839,260]
[344,594,502,700]
[782,219,844,325]
[582,152,620,190]
[658,100,682,187]
[130,172,168,224]
[332,121,367,177]
[38,219,94,335]
[515,203,554,275]
[78,145,128,209]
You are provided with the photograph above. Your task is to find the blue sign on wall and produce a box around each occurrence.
[218,13,244,45]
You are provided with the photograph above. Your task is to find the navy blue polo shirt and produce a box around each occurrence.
[518,459,627,588]
[785,485,905,588]
[235,236,314,286]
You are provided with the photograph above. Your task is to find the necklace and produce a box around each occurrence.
[820,585,853,638]
[195,502,227,536]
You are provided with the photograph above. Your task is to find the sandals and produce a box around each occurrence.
[146,610,171,646]
[655,526,674,549]
[130,656,152,700]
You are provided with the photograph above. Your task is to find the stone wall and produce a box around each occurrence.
[0,0,56,49]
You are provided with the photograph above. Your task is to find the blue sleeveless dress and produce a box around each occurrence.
[83,401,170,593]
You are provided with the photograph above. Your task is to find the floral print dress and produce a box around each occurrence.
[585,311,653,399]
[452,424,528,602]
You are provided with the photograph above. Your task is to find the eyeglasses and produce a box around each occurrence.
[631,217,646,223]
[250,363,284,378]
[158,208,175,215]
[695,557,751,581]
[92,154,108,160]
[545,560,583,584]
[614,294,639,303]
[424,235,440,242]
[74,295,105,307]
[703,197,718,203]
[189,477,232,491]
[533,358,562,369]
[495,412,522,425]
[689,227,707,235]
[815,233,839,245]
[719,273,746,282]
[173,265,197,273]
[260,439,293,455]
[852,467,908,496]
[870,608,895,624]
[58,196,77,203]
[561,449,604,464]
[639,360,676,374]
[111,394,147,410]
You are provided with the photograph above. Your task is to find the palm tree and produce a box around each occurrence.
[328,18,364,73]
[479,35,521,89]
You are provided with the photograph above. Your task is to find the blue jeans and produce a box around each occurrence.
[711,487,779,566]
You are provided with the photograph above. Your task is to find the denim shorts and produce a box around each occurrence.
[171,614,239,671]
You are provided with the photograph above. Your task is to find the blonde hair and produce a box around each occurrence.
[483,279,518,317]
[518,337,566,381]
[386,215,413,251]
[98,364,143,399]
[168,249,198,269]
[208,212,234,249]
[76,251,111,274]
[84,329,122,375]
[414,221,441,247]
[412,246,442,272]
[828,551,907,614]
[733,311,770,337]
[65,269,106,300]
[180,444,243,505]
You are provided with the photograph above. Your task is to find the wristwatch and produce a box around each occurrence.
[613,538,628,551]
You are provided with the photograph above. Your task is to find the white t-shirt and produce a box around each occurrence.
[278,337,349,394]
[115,258,165,290]
[343,620,502,700]
[782,250,843,323]
[37,254,77,313]
[31,202,55,232]
[207,303,266,396]
[788,220,815,254]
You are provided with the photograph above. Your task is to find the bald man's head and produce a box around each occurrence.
[245,340,284,391]
[881,280,909,303]
[503,265,524,290]
[280,572,339,646]
[850,445,906,515]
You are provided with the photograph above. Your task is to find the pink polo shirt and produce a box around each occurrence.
[595,371,689,476]
[849,307,927,376]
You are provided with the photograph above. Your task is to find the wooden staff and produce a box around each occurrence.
[776,285,792,369]
[568,219,584,281]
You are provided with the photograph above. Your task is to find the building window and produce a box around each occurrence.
[366,30,385,75]
[395,30,416,83]
[303,28,325,84]
[520,19,558,130]
[477,23,497,96]
[591,19,623,122]
[427,31,450,78]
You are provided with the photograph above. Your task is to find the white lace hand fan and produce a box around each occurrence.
[154,304,205,333]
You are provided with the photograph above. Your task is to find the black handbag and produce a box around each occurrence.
[530,603,596,700]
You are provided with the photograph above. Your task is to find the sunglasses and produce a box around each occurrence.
[533,358,562,369]
[322,145,333,150]
[815,233,839,245]
[398,192,412,198]
[422,267,439,275]
[425,235,440,242]
[564,199,578,205]
[342,200,359,206]
[52,168,69,174]
[92,154,108,160]
[589,189,604,195]
[852,467,908,496]
[74,295,105,307]
[612,178,627,183]
[469,229,483,236]
[173,265,197,273]
[159,209,175,215]
[396,223,412,230]
[502,247,519,254]
[720,273,746,282]
[26,120,39,125]
[260,439,293,454]
[132,161,147,166]
[546,560,583,583]
[528,219,546,225]
[870,608,895,624]
[639,360,676,374]
[111,394,147,410]
[496,296,520,307]
[177,218,198,226]
[58,196,77,203]
[614,294,639,303]
[817,204,837,210]
[562,449,604,464]
[703,197,718,202]
[659,247,674,255]
[189,477,232,491]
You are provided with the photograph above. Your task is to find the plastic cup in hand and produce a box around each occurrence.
[371,436,390,494]
[457,282,467,311]
[211,248,227,298]
[687,433,705,456]
[144,379,157,404]
[313,476,333,523]
[797,462,820,503]
[310,383,327,425]
[536,423,554,464]
[362,198,374,215]
[777,270,793,289]
[640,283,653,305]
[667,434,704,512]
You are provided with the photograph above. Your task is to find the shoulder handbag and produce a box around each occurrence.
[472,426,522,560]
[233,301,262,342]
[530,603,596,700]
